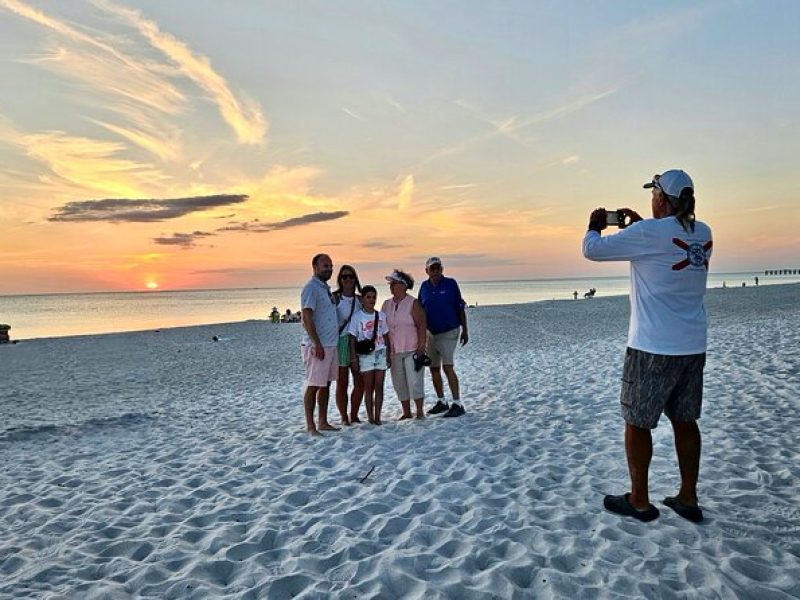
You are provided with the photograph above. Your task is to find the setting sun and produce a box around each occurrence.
[145,281,159,290]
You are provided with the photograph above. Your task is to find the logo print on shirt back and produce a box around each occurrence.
[672,238,712,271]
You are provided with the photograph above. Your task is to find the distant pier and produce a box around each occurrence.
[764,269,799,275]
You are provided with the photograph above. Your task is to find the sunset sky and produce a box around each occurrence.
[1,1,798,294]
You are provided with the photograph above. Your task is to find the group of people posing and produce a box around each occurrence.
[298,167,713,525]
[300,256,468,436]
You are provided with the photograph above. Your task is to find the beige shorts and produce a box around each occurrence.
[390,351,425,401]
[426,328,460,367]
[302,344,338,388]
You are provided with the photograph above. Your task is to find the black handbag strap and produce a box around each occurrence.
[338,295,357,335]
[370,312,379,342]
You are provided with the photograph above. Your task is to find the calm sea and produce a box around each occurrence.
[0,272,796,340]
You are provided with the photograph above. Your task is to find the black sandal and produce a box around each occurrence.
[603,493,660,522]
[663,496,703,523]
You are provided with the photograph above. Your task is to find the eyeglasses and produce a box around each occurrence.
[340,274,355,280]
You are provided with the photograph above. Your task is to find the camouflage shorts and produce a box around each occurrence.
[620,347,706,430]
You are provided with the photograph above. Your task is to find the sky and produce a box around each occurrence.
[1,0,798,294]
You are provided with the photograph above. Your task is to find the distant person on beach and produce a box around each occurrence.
[300,253,340,436]
[270,307,280,323]
[754,276,759,286]
[383,269,428,420]
[333,265,364,425]
[348,286,391,425]
[583,169,713,523]
[573,290,578,300]
[419,257,468,418]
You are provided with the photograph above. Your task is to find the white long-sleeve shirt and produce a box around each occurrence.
[583,216,713,355]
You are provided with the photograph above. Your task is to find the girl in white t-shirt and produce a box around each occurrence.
[348,286,391,425]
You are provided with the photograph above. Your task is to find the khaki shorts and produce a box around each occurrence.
[620,347,705,429]
[426,328,460,367]
[390,351,425,401]
[302,344,338,388]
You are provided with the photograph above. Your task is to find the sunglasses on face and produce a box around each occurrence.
[340,274,355,280]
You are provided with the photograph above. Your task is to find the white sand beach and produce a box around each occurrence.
[1,284,798,599]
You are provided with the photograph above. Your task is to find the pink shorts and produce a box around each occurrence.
[302,345,338,388]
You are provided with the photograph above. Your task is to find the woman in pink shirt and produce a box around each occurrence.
[382,269,428,420]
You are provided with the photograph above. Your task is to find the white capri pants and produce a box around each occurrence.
[390,351,425,402]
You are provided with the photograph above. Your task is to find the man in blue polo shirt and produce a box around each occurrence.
[418,257,468,418]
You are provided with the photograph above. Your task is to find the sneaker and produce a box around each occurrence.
[427,400,449,415]
[442,403,465,418]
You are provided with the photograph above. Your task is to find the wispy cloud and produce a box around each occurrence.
[153,230,215,248]
[3,0,185,114]
[218,210,349,233]
[20,131,169,197]
[89,119,180,162]
[341,107,366,121]
[94,0,267,144]
[425,89,617,164]
[396,175,414,210]
[439,183,478,191]
[362,240,408,250]
[49,194,248,222]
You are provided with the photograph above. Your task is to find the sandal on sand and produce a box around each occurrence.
[663,497,703,523]
[603,493,660,522]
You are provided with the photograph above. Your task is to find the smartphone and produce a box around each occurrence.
[606,210,629,229]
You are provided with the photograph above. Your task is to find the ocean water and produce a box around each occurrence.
[0,272,796,340]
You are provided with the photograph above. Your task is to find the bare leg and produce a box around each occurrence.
[414,398,424,418]
[374,370,385,424]
[335,366,350,426]
[429,366,445,400]
[670,419,702,506]
[625,422,653,510]
[442,364,460,401]
[363,371,375,424]
[350,370,364,423]
[399,399,412,420]
[317,385,340,431]
[303,386,320,435]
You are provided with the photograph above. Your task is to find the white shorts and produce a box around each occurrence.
[302,345,338,387]
[390,351,425,401]
[359,348,388,373]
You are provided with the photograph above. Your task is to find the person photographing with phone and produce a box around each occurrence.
[583,169,713,523]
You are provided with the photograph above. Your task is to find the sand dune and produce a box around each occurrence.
[1,284,798,598]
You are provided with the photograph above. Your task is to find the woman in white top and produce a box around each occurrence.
[332,265,364,425]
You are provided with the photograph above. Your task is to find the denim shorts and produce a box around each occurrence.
[358,348,387,373]
[620,347,705,429]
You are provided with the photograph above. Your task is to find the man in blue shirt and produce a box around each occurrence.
[418,257,468,418]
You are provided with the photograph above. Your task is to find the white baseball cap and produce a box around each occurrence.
[425,256,442,268]
[643,169,694,198]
